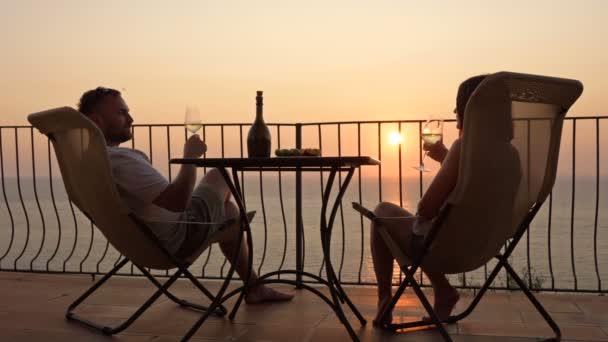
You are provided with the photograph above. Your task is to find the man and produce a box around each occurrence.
[78,87,293,304]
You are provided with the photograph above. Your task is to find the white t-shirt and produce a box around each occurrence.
[107,146,185,252]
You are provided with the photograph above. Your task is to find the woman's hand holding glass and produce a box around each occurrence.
[423,140,448,163]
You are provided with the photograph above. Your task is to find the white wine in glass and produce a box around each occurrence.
[186,122,203,134]
[185,106,202,134]
[413,119,443,172]
[421,132,442,144]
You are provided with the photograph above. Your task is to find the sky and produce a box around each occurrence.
[0,0,607,126]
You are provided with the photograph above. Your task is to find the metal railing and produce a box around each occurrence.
[0,117,606,293]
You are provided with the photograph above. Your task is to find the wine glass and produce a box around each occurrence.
[413,118,443,172]
[185,106,202,134]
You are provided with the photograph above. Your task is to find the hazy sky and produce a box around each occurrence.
[0,0,606,125]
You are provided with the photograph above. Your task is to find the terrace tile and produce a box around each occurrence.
[1,272,606,341]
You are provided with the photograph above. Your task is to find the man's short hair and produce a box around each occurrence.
[78,87,121,116]
[455,75,488,128]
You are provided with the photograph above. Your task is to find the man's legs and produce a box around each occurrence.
[200,169,293,304]
[370,202,458,324]
[199,168,231,203]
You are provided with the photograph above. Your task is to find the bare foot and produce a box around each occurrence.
[372,296,393,327]
[245,285,294,305]
[424,288,460,322]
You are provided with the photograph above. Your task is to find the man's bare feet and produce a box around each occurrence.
[424,287,460,322]
[373,296,393,327]
[245,284,294,305]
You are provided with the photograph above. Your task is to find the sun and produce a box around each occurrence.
[388,131,403,146]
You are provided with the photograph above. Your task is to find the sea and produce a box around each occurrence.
[0,172,607,291]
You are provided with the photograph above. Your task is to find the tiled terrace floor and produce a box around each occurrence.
[0,272,607,341]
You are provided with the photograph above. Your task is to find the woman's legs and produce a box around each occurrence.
[371,202,414,324]
[370,202,459,324]
[424,271,459,321]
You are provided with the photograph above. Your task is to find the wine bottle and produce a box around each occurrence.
[247,91,271,157]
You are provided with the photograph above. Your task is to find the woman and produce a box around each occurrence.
[371,75,487,325]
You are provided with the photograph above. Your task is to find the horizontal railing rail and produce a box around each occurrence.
[0,116,606,294]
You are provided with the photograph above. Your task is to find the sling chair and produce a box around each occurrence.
[28,107,254,340]
[353,71,583,341]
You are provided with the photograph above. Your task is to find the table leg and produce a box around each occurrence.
[323,167,367,325]
[295,165,304,288]
[215,167,255,320]
[320,167,366,342]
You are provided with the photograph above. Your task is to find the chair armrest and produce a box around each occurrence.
[352,202,418,225]
[352,202,376,220]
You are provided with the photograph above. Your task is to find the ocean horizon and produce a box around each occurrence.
[1,173,607,290]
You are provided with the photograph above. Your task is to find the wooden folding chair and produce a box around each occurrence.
[354,72,583,341]
[28,107,254,340]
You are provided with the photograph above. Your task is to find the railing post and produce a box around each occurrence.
[295,123,304,288]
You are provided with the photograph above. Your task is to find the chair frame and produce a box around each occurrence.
[65,212,246,334]
[354,199,561,342]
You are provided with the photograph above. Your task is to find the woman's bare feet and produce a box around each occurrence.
[424,287,460,322]
[373,295,393,327]
[245,284,294,305]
